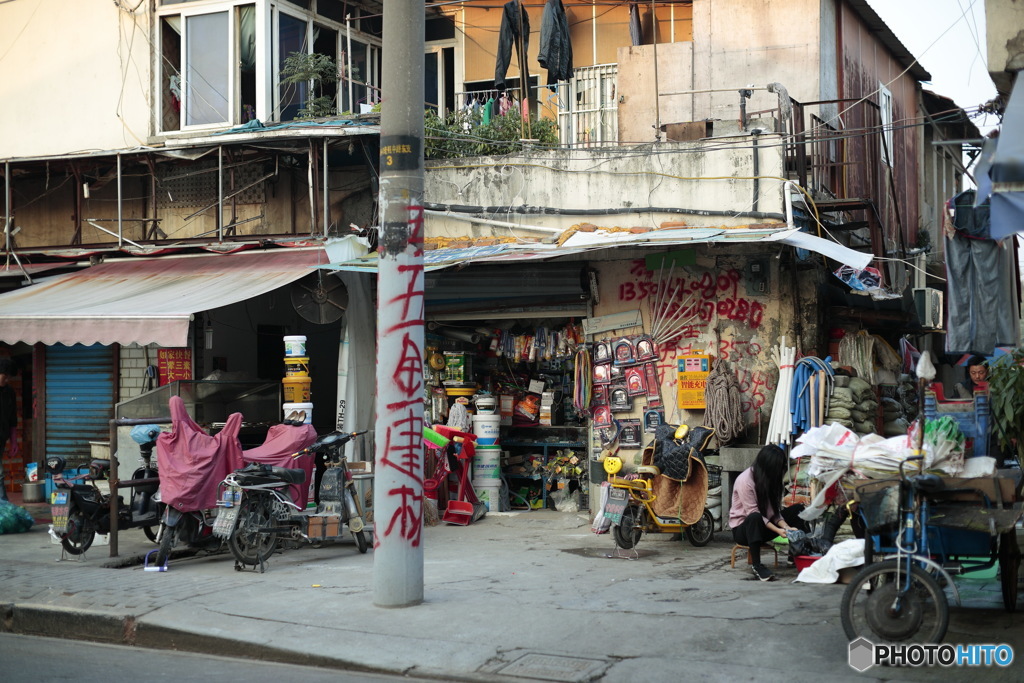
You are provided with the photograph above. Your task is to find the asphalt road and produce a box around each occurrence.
[0,632,427,683]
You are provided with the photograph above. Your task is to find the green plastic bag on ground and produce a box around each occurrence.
[0,500,34,534]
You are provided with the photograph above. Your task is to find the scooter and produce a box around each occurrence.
[216,430,369,571]
[47,424,163,557]
[606,424,717,550]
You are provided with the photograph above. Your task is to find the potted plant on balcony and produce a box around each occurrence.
[280,52,339,119]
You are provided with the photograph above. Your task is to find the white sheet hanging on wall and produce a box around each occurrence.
[336,270,377,462]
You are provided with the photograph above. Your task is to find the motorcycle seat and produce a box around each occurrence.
[272,467,307,484]
[234,464,306,486]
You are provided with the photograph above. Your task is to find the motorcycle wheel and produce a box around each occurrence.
[612,505,644,549]
[155,523,176,566]
[143,525,159,543]
[354,530,368,554]
[228,494,278,566]
[685,509,715,547]
[60,506,95,555]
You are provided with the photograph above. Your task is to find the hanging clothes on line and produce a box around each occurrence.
[944,190,1021,355]
[494,0,530,92]
[538,0,573,85]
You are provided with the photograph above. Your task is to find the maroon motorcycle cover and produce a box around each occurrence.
[242,423,319,507]
[157,396,244,512]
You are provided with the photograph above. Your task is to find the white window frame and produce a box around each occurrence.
[158,1,252,134]
[878,82,894,167]
[157,1,383,130]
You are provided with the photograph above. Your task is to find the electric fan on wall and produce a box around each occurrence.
[291,272,349,324]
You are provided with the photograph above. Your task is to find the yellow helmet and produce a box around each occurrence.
[674,424,690,440]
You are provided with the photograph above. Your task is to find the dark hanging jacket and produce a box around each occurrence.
[538,0,573,84]
[494,1,530,92]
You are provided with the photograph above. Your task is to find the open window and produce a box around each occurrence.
[159,4,256,131]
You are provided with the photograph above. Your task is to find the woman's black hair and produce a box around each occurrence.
[752,444,788,518]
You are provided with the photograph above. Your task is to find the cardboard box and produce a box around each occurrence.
[499,395,514,426]
[348,461,373,474]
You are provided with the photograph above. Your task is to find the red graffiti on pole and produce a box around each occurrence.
[378,205,426,547]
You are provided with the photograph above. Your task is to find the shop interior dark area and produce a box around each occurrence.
[425,318,589,513]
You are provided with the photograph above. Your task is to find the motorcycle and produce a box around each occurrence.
[216,430,369,571]
[47,424,162,556]
[606,424,717,550]
[152,396,245,567]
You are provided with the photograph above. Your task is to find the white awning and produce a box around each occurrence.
[0,249,326,347]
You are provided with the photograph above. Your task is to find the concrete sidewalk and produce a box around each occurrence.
[0,505,1021,682]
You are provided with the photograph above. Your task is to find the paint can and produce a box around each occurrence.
[284,335,307,357]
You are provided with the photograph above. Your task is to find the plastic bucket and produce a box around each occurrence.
[472,414,501,446]
[445,386,476,398]
[473,445,501,482]
[283,335,307,357]
[475,482,502,512]
[284,357,310,377]
[283,402,313,424]
[282,376,311,403]
[474,395,497,415]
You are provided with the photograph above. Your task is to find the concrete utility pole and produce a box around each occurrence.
[373,0,426,608]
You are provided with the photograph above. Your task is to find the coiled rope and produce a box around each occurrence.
[703,359,744,445]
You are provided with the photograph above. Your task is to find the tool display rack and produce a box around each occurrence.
[501,426,586,510]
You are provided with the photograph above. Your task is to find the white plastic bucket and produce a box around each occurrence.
[472,414,501,446]
[473,445,501,482]
[473,395,497,415]
[283,402,313,424]
[283,335,307,357]
[475,482,502,512]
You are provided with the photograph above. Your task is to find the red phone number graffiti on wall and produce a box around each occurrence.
[619,265,764,330]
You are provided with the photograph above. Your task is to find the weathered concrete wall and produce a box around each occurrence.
[586,250,809,449]
[424,142,787,240]
[985,0,1024,94]
[0,1,151,159]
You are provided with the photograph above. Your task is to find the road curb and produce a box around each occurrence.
[3,603,129,644]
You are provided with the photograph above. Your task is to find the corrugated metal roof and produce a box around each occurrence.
[0,249,327,347]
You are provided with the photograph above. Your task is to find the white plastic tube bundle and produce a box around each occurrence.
[765,336,797,446]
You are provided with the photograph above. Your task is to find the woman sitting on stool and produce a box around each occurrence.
[729,444,804,582]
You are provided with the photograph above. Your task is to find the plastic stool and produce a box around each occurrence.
[730,543,779,568]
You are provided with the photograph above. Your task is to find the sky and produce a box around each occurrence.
[867,0,997,135]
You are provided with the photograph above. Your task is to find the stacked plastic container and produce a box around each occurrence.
[471,396,502,511]
[282,335,312,423]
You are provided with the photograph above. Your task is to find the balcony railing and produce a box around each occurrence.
[554,63,618,148]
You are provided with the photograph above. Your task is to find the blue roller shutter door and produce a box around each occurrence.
[45,344,116,466]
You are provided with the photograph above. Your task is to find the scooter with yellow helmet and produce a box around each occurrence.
[603,423,716,549]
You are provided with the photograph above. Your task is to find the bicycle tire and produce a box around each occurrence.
[612,505,643,549]
[840,560,949,644]
[685,509,715,547]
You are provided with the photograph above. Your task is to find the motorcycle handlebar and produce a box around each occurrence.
[291,430,368,458]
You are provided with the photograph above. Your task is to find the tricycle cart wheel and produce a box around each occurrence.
[999,530,1021,613]
[354,529,368,554]
[685,509,715,547]
[840,560,949,644]
[612,505,643,549]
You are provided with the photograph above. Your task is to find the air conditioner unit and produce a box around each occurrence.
[913,287,944,329]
